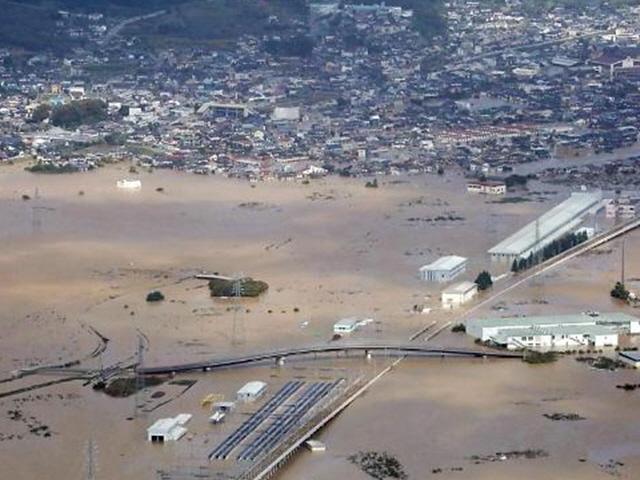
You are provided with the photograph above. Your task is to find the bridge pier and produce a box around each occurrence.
[276,357,285,366]
[365,350,371,360]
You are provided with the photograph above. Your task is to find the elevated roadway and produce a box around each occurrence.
[139,344,522,375]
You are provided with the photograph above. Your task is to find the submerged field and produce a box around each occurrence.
[0,164,639,479]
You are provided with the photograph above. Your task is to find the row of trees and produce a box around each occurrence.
[511,230,589,273]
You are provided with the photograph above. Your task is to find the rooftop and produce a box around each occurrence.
[238,381,267,396]
[420,255,467,272]
[443,281,477,294]
[469,312,639,330]
[488,192,602,256]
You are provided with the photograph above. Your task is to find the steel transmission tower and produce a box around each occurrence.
[134,333,146,418]
[231,273,246,346]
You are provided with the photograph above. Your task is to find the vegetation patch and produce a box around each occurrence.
[616,383,640,391]
[26,162,80,174]
[610,281,630,301]
[103,376,165,397]
[523,351,557,364]
[470,449,548,464]
[146,290,165,302]
[451,323,466,333]
[576,356,626,370]
[543,413,586,421]
[474,271,493,290]
[208,277,268,297]
[349,451,408,480]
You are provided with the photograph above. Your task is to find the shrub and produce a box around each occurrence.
[146,290,165,302]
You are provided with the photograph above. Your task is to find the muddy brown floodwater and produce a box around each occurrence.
[0,164,638,479]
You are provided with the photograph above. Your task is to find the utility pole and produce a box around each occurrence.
[134,333,146,418]
[621,238,626,285]
[231,274,245,346]
[85,438,97,480]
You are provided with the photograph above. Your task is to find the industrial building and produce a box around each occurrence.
[467,312,640,351]
[420,255,468,282]
[441,281,478,310]
[147,414,192,443]
[237,381,267,403]
[488,191,602,261]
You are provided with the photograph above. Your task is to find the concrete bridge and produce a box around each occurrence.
[138,344,522,375]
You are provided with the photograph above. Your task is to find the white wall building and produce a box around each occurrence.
[147,414,192,443]
[441,281,478,310]
[467,312,640,351]
[237,381,267,402]
[420,255,468,283]
[467,180,506,195]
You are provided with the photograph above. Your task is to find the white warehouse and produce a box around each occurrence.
[467,312,640,351]
[420,255,468,283]
[488,191,602,262]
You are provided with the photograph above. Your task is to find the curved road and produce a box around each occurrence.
[139,344,522,375]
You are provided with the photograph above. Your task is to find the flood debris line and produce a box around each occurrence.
[575,356,626,371]
[600,459,625,477]
[616,383,640,391]
[543,413,586,421]
[469,449,549,464]
[348,451,408,480]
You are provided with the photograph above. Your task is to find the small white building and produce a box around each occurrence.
[333,317,360,334]
[237,381,267,402]
[147,414,191,443]
[441,281,478,310]
[466,180,506,195]
[619,351,640,368]
[420,255,468,283]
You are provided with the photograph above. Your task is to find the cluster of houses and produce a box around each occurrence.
[2,2,640,185]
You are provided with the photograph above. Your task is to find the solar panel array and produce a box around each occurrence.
[237,380,342,462]
[209,381,304,460]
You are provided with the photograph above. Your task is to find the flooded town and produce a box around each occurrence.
[1,1,640,480]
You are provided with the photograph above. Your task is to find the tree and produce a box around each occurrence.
[29,104,51,123]
[365,178,378,188]
[511,259,519,273]
[475,271,493,291]
[146,290,165,302]
[611,282,630,301]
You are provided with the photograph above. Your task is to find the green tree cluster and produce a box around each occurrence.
[50,99,107,128]
[512,230,588,273]
[208,277,269,297]
[474,271,493,290]
[610,281,630,301]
